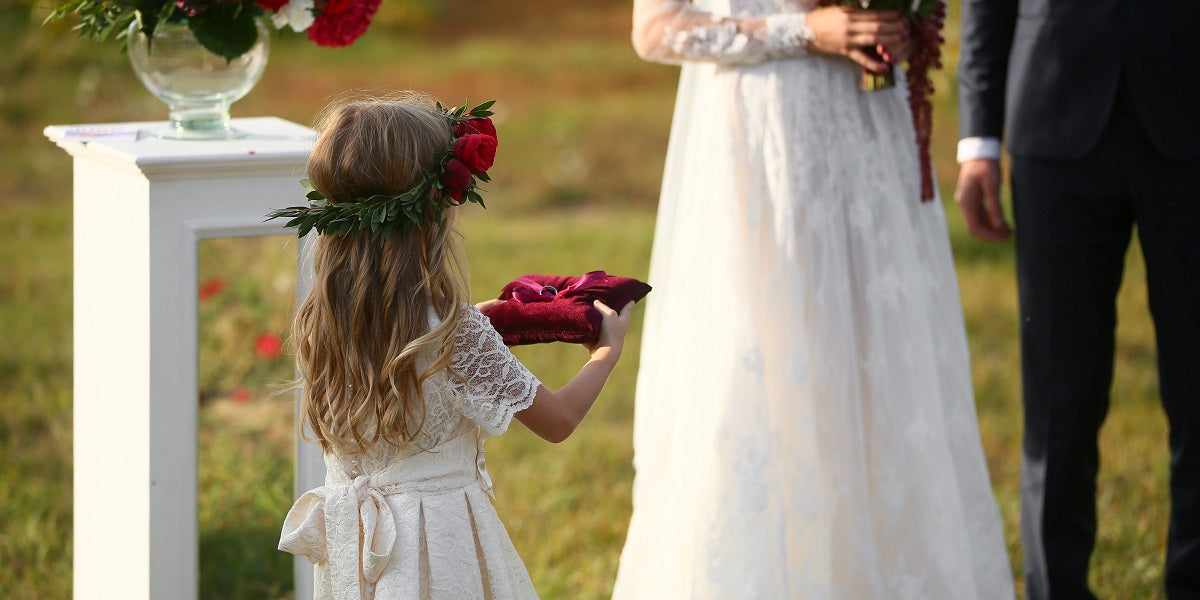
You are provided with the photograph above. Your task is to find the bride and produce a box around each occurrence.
[612,1,1014,597]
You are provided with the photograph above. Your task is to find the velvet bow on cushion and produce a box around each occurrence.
[483,271,651,346]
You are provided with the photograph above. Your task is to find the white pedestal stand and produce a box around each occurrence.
[46,118,324,600]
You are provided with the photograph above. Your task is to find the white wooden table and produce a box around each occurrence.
[46,117,324,600]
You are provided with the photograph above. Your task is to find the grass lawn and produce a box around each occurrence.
[0,0,1171,598]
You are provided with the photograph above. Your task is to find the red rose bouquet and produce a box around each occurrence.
[819,0,946,201]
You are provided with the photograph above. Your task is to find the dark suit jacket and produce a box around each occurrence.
[958,0,1200,161]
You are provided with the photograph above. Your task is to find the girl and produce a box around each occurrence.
[274,94,632,600]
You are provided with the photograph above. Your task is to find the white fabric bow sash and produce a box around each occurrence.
[278,475,398,600]
[476,427,496,500]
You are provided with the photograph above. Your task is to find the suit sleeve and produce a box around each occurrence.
[957,0,1018,140]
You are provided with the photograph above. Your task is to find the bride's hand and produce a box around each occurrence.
[805,7,910,73]
[878,34,915,65]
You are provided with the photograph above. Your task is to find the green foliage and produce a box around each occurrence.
[267,101,497,244]
[189,2,261,61]
[45,0,142,42]
[45,0,264,60]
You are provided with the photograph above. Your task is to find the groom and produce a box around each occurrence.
[954,0,1200,598]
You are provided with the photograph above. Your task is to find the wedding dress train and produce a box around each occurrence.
[613,1,1014,597]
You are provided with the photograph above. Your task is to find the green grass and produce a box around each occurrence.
[0,0,1173,598]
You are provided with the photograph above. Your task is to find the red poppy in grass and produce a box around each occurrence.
[254,333,283,359]
[199,277,226,301]
[232,387,251,404]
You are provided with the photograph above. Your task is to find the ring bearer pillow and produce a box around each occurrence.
[484,271,651,346]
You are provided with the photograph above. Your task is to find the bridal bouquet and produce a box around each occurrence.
[819,0,946,201]
[47,0,382,60]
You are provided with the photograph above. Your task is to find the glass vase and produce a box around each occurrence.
[127,20,269,140]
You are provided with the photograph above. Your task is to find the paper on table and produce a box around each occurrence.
[60,125,143,142]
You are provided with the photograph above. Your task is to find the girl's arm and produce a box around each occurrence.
[516,300,634,443]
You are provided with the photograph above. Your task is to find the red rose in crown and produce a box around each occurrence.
[453,134,498,174]
[454,116,498,140]
[439,160,473,201]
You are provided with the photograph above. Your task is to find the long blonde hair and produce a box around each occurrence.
[293,94,471,453]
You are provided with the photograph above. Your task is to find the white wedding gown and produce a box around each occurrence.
[612,1,1015,598]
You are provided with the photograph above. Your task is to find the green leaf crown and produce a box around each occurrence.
[266,100,496,244]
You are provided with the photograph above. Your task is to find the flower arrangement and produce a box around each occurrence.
[268,100,499,243]
[47,0,382,60]
[819,0,946,201]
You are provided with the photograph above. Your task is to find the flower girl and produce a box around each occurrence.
[272,93,632,600]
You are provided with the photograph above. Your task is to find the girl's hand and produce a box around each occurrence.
[805,7,910,73]
[475,298,505,314]
[584,300,634,361]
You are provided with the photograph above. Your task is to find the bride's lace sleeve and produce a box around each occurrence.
[633,0,814,65]
[449,307,541,437]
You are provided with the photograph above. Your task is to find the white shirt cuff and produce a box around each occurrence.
[956,137,1002,163]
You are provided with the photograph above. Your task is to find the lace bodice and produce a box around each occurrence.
[325,306,540,482]
[632,0,816,64]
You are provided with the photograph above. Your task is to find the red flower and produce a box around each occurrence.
[439,159,472,201]
[307,0,381,47]
[199,277,226,301]
[454,117,497,141]
[254,333,283,359]
[319,0,354,12]
[257,0,289,10]
[231,387,251,404]
[452,134,498,174]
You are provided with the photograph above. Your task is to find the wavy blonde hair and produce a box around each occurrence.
[293,93,471,453]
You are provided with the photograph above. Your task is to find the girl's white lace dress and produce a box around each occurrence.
[279,308,541,600]
[612,0,1015,598]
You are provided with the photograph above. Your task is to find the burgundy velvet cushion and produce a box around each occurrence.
[483,271,651,346]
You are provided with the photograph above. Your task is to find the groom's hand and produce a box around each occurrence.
[954,158,1012,242]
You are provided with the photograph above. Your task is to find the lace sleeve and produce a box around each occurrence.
[449,307,541,437]
[633,0,814,65]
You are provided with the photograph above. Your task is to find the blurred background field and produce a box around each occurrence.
[0,0,1169,598]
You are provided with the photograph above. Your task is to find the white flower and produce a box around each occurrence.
[271,0,316,33]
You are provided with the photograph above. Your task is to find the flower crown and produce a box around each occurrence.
[267,100,498,243]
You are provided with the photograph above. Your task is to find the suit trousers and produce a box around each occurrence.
[1011,80,1200,599]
